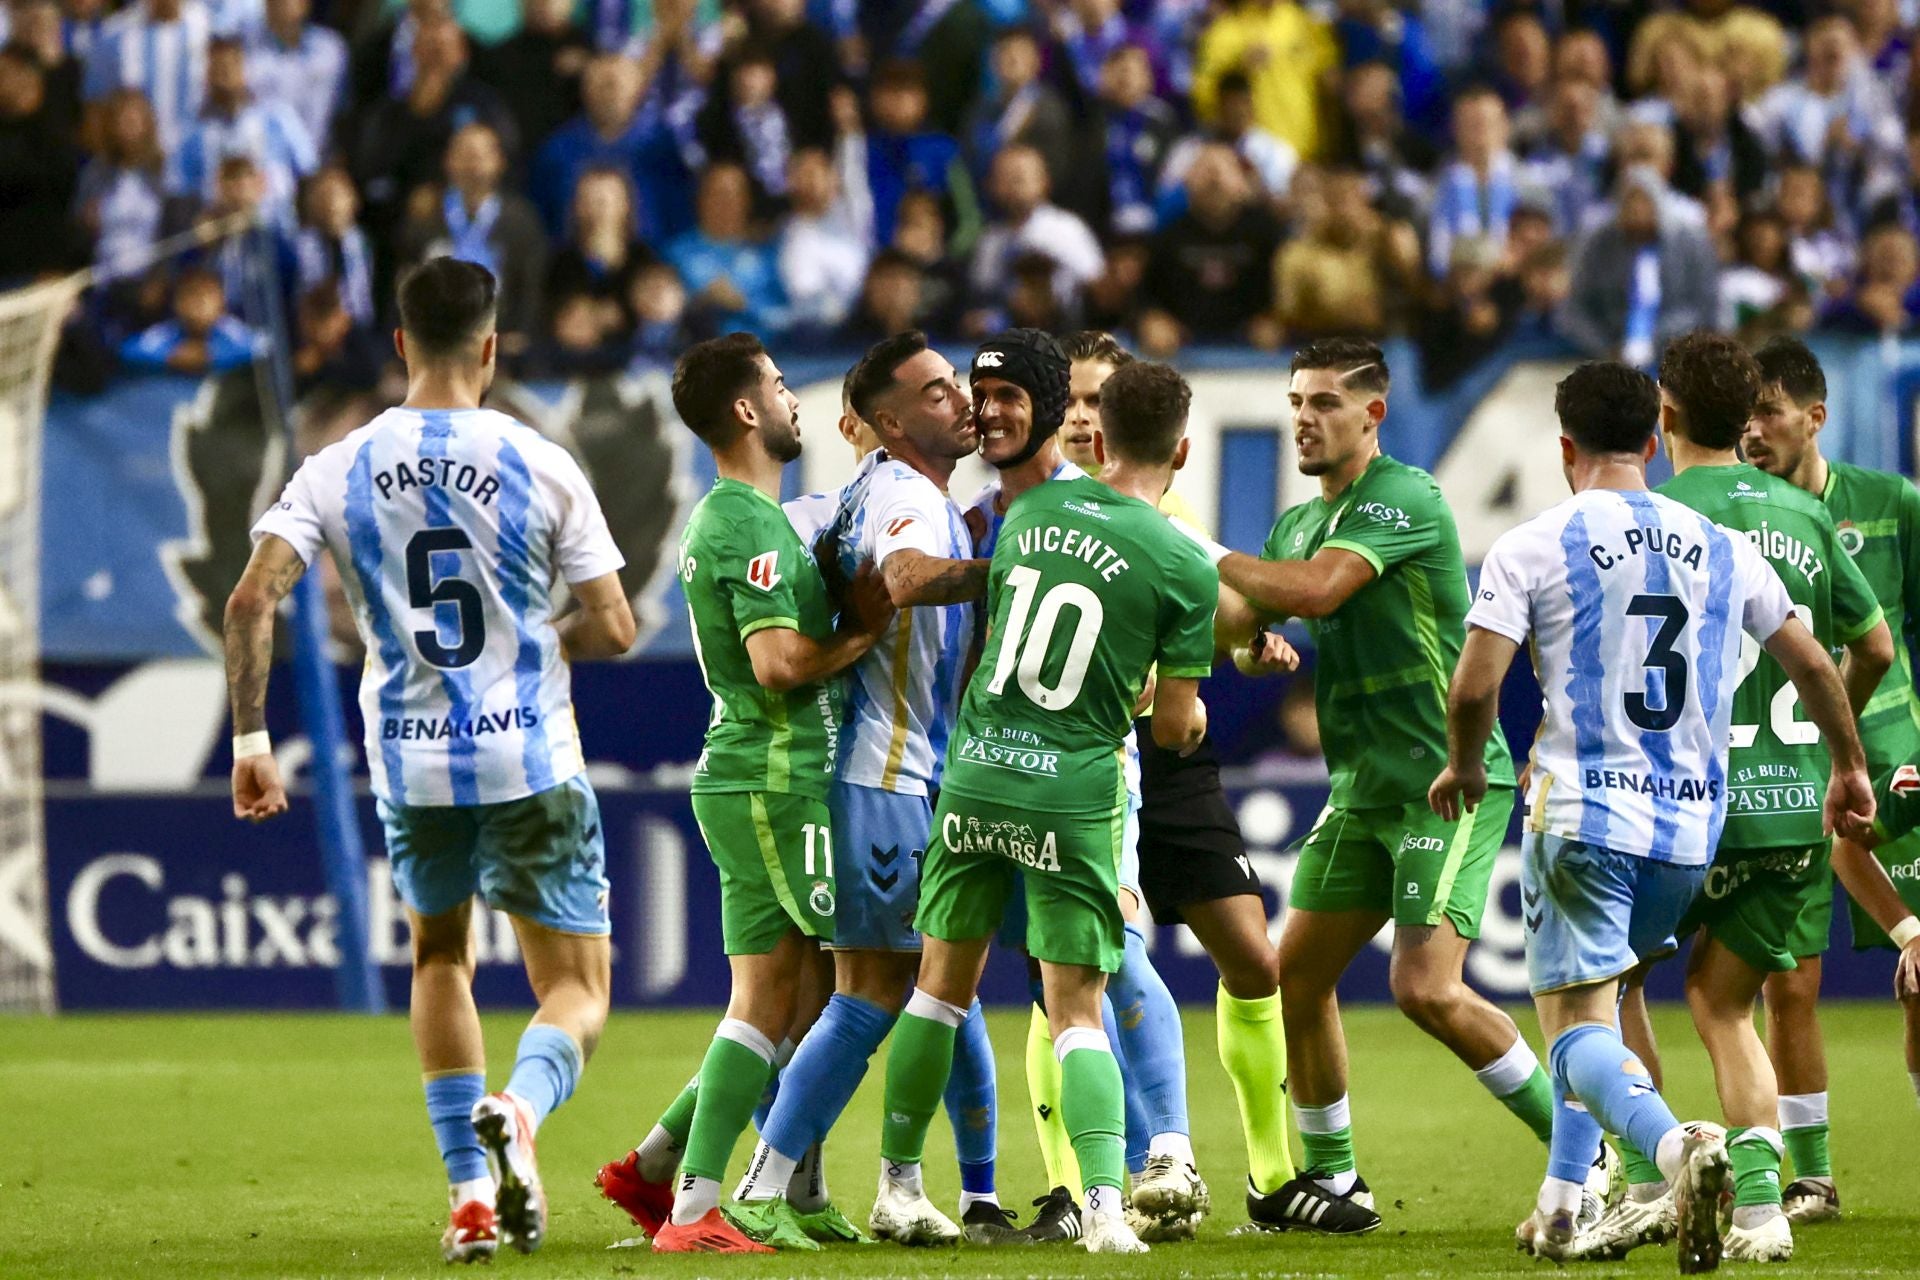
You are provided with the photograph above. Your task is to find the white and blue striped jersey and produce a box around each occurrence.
[1468,488,1793,865]
[83,1,214,152]
[252,407,624,807]
[172,99,318,219]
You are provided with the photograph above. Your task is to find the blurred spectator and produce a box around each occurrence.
[1333,0,1445,136]
[887,188,962,331]
[192,153,299,312]
[779,144,872,338]
[1492,11,1552,127]
[742,0,839,148]
[545,166,655,337]
[1559,168,1720,367]
[1144,0,1211,99]
[1138,140,1283,354]
[293,165,376,327]
[1417,235,1520,389]
[290,279,383,393]
[350,0,449,108]
[172,37,317,221]
[1589,121,1708,233]
[1511,239,1572,338]
[1005,250,1072,331]
[604,0,722,59]
[398,122,546,351]
[1751,15,1903,220]
[245,0,348,151]
[119,266,259,373]
[666,162,786,334]
[1626,0,1788,102]
[963,27,1074,205]
[349,12,517,239]
[626,258,699,366]
[1778,162,1856,298]
[1054,0,1154,100]
[530,52,653,239]
[1426,86,1522,277]
[1550,29,1622,137]
[77,88,188,290]
[1821,219,1920,333]
[1718,207,1815,338]
[1193,0,1339,161]
[472,0,590,153]
[1094,42,1177,234]
[865,57,974,249]
[1519,79,1611,237]
[1275,166,1420,339]
[1326,59,1431,218]
[1671,64,1769,210]
[82,0,212,152]
[967,144,1103,333]
[1850,0,1911,90]
[838,247,928,345]
[526,290,628,377]
[855,0,990,134]
[0,40,81,281]
[696,44,794,211]
[8,0,81,137]
[1162,68,1298,205]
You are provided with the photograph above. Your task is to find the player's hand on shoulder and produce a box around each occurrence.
[1823,767,1877,843]
[1428,761,1486,824]
[232,755,289,823]
[843,559,897,638]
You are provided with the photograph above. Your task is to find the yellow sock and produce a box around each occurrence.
[1025,1003,1081,1190]
[1217,983,1297,1194]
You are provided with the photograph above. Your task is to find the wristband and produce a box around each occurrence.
[232,731,272,760]
[1167,515,1230,566]
[1892,916,1920,949]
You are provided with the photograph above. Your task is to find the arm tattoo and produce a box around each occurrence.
[883,552,989,607]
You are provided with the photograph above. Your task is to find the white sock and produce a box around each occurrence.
[1474,1035,1542,1098]
[1295,1095,1356,1195]
[1084,1183,1124,1219]
[635,1120,684,1182]
[904,988,969,1028]
[958,1190,1000,1214]
[669,1173,721,1226]
[1911,1071,1920,1104]
[733,1139,799,1203]
[882,1159,924,1195]
[1732,1203,1783,1230]
[1777,1092,1826,1130]
[1148,1131,1196,1168]
[1653,1126,1688,1183]
[1314,1169,1357,1196]
[450,1177,493,1208]
[1537,1177,1582,1217]
[789,1143,827,1213]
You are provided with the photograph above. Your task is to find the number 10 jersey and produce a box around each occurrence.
[1469,487,1793,865]
[253,407,624,806]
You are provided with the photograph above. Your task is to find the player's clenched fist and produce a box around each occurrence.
[843,560,896,637]
[1427,761,1486,824]
[232,755,289,823]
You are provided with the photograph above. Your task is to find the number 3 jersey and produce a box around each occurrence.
[1470,488,1795,865]
[942,473,1218,815]
[1658,464,1882,850]
[251,407,625,807]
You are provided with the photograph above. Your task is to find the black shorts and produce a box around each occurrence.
[1135,721,1260,924]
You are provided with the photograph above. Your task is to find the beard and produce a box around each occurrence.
[760,415,803,463]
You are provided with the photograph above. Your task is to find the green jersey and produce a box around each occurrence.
[1821,460,1920,767]
[942,474,1218,814]
[679,478,842,799]
[1262,454,1514,808]
[1658,463,1883,849]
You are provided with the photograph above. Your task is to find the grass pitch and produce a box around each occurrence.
[1,1002,1914,1278]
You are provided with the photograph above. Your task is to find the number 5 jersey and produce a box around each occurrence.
[252,407,625,806]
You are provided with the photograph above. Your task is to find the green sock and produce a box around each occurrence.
[1216,985,1297,1194]
[1621,1138,1665,1188]
[1025,1005,1081,1190]
[1499,1065,1557,1145]
[1782,1124,1831,1180]
[658,1077,699,1145]
[880,1010,958,1164]
[1295,1098,1356,1176]
[1728,1126,1786,1208]
[681,1032,775,1182]
[1058,1038,1126,1194]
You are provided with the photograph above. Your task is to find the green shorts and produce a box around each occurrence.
[1848,827,1920,949]
[1288,787,1514,939]
[1682,844,1829,972]
[691,791,836,956]
[917,792,1126,973]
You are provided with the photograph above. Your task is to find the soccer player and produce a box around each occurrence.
[609,332,894,1254]
[224,258,638,1262]
[725,331,1016,1248]
[874,356,1216,1255]
[1429,358,1878,1268]
[1061,331,1304,1237]
[1178,338,1546,1227]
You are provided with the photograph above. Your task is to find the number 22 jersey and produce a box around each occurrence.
[252,407,625,807]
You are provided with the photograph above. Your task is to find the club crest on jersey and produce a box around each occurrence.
[1837,521,1865,557]
[747,551,782,591]
[809,880,835,916]
[1891,764,1920,795]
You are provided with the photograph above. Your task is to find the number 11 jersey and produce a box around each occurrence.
[1469,488,1792,865]
[252,407,624,806]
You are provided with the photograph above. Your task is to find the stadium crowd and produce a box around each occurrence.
[6,0,1920,390]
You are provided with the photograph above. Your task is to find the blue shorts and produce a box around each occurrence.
[828,780,930,952]
[1522,832,1705,996]
[378,773,610,936]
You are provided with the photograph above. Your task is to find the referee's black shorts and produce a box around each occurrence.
[1134,718,1261,925]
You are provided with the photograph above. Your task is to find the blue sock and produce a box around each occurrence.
[1546,1061,1605,1184]
[424,1071,488,1183]
[1550,1023,1679,1181]
[945,999,997,1195]
[504,1025,583,1129]
[1103,995,1151,1174]
[1110,923,1189,1141]
[762,995,896,1159]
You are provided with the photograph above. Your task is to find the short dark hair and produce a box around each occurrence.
[1098,361,1191,465]
[872,57,925,93]
[396,257,497,359]
[1291,337,1390,395]
[1753,336,1826,407]
[671,332,768,445]
[1061,331,1134,368]
[848,330,930,422]
[1658,331,1762,450]
[1554,362,1661,455]
[1217,69,1252,97]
